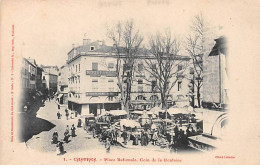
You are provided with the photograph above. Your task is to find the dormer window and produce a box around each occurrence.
[90,46,95,51]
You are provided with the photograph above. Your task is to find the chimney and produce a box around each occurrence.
[98,40,103,46]
[72,43,75,48]
[83,39,87,45]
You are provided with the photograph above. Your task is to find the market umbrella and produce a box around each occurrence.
[131,111,144,115]
[150,106,164,115]
[120,119,141,128]
[109,110,127,116]
[167,107,189,115]
[80,114,95,118]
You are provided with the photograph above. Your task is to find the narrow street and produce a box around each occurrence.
[25,100,105,154]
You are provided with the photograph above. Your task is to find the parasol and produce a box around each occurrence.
[167,107,189,115]
[108,110,127,116]
[150,106,164,115]
[120,119,141,128]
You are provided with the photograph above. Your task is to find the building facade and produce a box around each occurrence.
[27,59,37,90]
[67,40,191,116]
[21,58,30,90]
[188,36,228,152]
[41,65,59,76]
[36,66,44,91]
[57,64,69,104]
[42,72,58,96]
[20,57,46,112]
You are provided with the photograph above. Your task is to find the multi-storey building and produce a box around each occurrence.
[67,40,120,116]
[188,36,228,151]
[21,58,30,90]
[57,64,69,104]
[41,65,59,76]
[42,72,58,96]
[20,57,45,112]
[27,58,37,90]
[36,66,44,91]
[67,39,191,117]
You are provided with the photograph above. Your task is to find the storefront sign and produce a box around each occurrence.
[86,70,117,77]
[86,92,118,96]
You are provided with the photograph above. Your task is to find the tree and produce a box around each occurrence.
[107,20,143,117]
[185,13,208,108]
[139,31,189,110]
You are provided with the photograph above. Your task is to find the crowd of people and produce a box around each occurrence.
[83,118,200,153]
[52,100,201,154]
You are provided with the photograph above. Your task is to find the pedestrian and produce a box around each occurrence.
[115,129,118,142]
[191,127,196,135]
[92,127,96,138]
[52,131,58,144]
[64,128,70,143]
[122,130,127,145]
[105,138,111,153]
[56,140,65,155]
[132,133,138,145]
[145,131,149,145]
[174,125,179,137]
[66,111,69,120]
[57,111,61,119]
[141,131,145,146]
[77,119,82,127]
[152,130,159,145]
[71,111,74,119]
[71,124,76,137]
[58,104,60,110]
[186,127,191,137]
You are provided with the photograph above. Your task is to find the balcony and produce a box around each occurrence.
[86,70,117,77]
[30,80,36,85]
[85,92,119,97]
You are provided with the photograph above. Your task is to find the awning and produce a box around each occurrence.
[120,119,141,128]
[108,110,127,116]
[131,111,144,115]
[149,106,164,115]
[167,107,189,115]
[80,114,95,118]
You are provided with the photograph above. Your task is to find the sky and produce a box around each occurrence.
[2,0,236,67]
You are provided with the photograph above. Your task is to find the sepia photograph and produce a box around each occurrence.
[0,0,259,165]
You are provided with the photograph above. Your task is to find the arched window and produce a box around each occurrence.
[136,95,146,100]
[150,95,159,101]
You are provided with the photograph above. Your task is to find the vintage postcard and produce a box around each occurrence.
[0,0,259,165]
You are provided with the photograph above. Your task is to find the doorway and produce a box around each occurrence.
[89,104,98,116]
